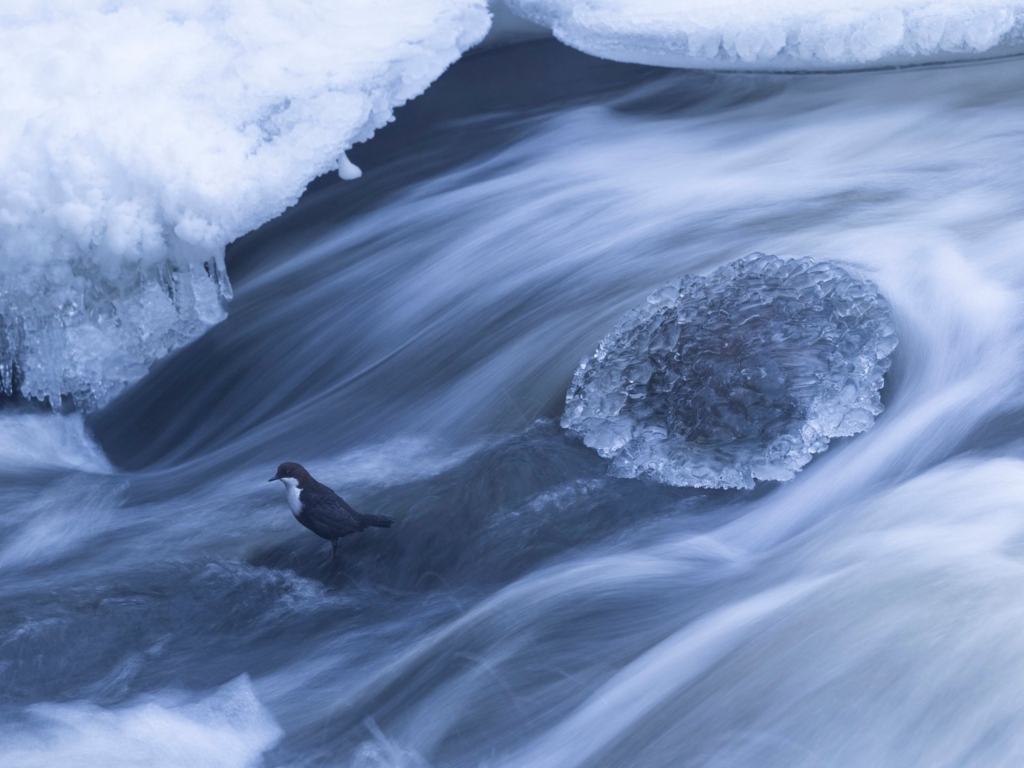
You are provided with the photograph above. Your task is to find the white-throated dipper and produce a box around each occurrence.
[269,462,392,561]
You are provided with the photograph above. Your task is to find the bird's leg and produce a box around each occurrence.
[330,539,338,566]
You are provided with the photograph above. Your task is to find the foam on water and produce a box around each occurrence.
[0,676,280,768]
[506,0,1024,69]
[0,414,111,474]
[0,0,490,408]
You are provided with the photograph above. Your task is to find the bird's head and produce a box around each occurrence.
[269,462,310,487]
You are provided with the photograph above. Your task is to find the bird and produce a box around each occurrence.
[269,462,392,562]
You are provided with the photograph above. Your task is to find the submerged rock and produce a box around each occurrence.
[562,254,898,489]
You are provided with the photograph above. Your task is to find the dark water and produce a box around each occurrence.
[5,40,1024,766]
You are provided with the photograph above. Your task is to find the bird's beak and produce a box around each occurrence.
[268,476,279,483]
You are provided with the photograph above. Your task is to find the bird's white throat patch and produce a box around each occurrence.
[278,477,303,517]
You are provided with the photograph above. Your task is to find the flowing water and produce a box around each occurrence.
[5,40,1024,766]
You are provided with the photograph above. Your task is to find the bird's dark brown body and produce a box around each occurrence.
[269,462,392,560]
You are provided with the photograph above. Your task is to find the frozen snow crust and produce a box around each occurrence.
[506,0,1024,69]
[0,1,490,409]
[562,255,898,489]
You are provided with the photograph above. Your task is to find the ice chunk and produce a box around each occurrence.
[337,152,365,181]
[0,1,491,409]
[506,0,1024,70]
[562,254,898,489]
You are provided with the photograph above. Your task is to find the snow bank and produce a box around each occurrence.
[563,255,897,489]
[0,0,490,409]
[505,0,1024,69]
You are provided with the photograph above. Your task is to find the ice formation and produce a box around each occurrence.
[505,0,1024,69]
[562,254,897,489]
[0,1,490,409]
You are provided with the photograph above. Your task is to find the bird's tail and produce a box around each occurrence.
[360,513,393,529]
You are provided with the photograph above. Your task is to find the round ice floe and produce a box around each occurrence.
[562,254,897,489]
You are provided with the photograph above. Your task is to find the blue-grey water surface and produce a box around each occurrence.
[5,40,1024,767]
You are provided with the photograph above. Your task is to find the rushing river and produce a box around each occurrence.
[5,39,1024,766]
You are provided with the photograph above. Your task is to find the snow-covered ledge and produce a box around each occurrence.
[504,0,1024,70]
[0,1,490,409]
